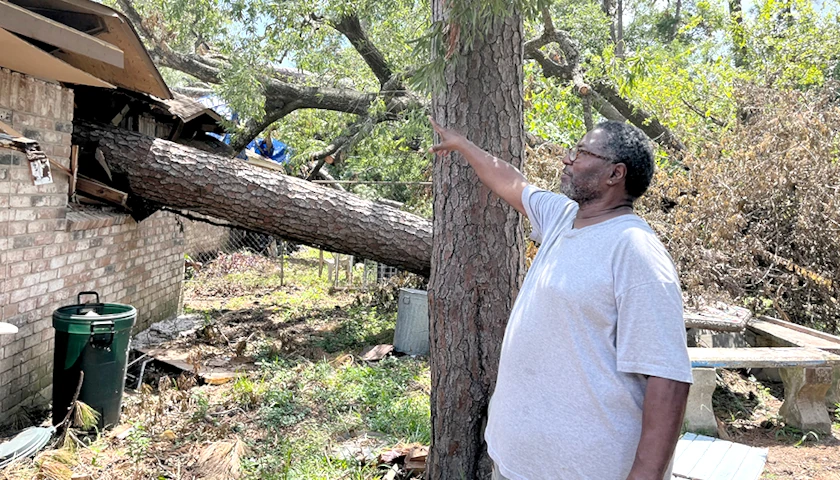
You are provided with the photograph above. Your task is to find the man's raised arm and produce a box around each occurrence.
[429,117,529,216]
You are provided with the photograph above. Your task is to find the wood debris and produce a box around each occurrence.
[194,439,246,480]
[360,344,394,362]
[136,347,254,385]
[404,446,428,472]
[0,131,53,185]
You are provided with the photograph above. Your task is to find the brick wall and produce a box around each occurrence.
[0,68,185,423]
[182,217,231,260]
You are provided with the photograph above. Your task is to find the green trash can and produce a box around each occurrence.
[52,292,136,429]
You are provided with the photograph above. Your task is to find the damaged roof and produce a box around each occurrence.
[162,92,223,124]
[0,0,171,99]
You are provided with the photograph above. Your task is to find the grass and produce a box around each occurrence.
[187,248,431,479]
[183,248,432,479]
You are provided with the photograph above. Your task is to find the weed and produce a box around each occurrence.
[261,389,310,429]
[230,374,268,409]
[192,392,211,422]
[125,423,150,462]
[793,431,820,447]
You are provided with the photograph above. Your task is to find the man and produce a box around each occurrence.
[429,118,693,480]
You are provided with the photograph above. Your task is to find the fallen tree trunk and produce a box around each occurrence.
[72,121,432,276]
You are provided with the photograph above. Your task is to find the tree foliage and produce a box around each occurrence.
[116,0,840,328]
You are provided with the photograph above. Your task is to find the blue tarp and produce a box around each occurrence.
[199,94,291,164]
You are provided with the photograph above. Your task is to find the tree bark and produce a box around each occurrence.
[670,0,682,42]
[616,0,625,58]
[427,5,526,480]
[728,0,747,67]
[333,14,395,87]
[72,121,432,276]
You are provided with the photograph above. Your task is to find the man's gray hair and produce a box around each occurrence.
[596,121,655,199]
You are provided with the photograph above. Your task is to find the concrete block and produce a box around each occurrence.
[779,367,835,434]
[827,367,840,410]
[684,367,718,435]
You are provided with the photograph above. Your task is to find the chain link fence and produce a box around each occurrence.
[180,215,399,289]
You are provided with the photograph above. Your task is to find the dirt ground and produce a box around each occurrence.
[712,369,840,479]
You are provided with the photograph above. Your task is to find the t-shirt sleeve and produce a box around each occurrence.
[521,185,576,243]
[613,227,693,384]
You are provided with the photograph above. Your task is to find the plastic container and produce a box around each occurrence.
[52,292,136,429]
[393,288,429,356]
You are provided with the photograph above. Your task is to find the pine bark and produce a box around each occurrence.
[72,121,432,276]
[427,6,526,480]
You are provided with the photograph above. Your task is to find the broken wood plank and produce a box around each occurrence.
[404,446,428,471]
[684,303,751,332]
[0,28,114,89]
[70,145,79,197]
[49,157,72,176]
[111,105,130,126]
[750,316,840,354]
[0,2,124,68]
[0,120,22,137]
[136,347,252,385]
[76,175,127,207]
[360,344,394,362]
[383,465,399,480]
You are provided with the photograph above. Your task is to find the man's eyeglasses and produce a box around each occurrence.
[568,146,615,163]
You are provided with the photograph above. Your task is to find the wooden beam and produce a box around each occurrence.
[0,2,124,68]
[0,27,114,88]
[48,157,71,176]
[70,145,79,197]
[0,120,22,137]
[76,175,128,207]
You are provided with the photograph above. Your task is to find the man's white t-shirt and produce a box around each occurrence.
[484,185,693,480]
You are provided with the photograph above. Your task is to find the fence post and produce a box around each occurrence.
[280,240,285,287]
[319,249,324,277]
[362,261,368,290]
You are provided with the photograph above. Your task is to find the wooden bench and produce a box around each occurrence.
[686,347,840,435]
[747,316,840,406]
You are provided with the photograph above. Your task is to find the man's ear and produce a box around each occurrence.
[610,163,627,182]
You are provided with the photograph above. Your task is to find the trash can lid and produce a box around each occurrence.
[53,302,137,334]
[0,426,55,468]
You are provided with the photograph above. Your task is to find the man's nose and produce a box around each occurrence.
[561,152,573,166]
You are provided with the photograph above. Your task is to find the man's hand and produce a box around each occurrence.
[427,116,529,215]
[428,116,469,156]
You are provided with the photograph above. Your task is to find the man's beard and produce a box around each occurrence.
[560,174,602,205]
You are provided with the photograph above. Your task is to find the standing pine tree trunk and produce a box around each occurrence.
[427,4,526,480]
